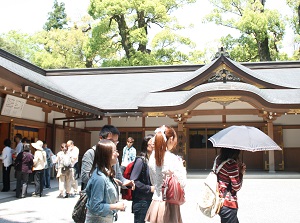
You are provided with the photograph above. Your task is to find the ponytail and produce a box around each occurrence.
[155,132,167,166]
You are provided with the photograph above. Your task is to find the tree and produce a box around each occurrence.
[0,31,33,60]
[43,0,68,31]
[31,25,89,69]
[286,0,300,59]
[87,0,198,66]
[204,0,286,62]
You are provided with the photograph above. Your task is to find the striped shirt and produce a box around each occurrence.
[217,159,243,209]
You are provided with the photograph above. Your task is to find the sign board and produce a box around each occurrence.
[1,94,27,118]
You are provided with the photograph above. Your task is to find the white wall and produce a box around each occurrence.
[194,102,223,110]
[145,117,175,127]
[226,115,263,122]
[111,117,143,127]
[22,104,44,122]
[283,129,300,147]
[86,119,108,127]
[187,115,222,122]
[274,114,300,125]
[48,111,66,125]
[226,101,255,109]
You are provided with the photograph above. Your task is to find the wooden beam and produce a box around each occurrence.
[190,109,259,116]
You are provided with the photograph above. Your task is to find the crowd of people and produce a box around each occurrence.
[0,134,79,199]
[0,125,246,223]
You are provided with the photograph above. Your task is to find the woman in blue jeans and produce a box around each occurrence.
[130,134,155,223]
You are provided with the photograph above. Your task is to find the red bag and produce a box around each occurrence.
[121,161,135,200]
[162,174,185,205]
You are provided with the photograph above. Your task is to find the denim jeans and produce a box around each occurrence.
[44,168,51,188]
[132,200,152,223]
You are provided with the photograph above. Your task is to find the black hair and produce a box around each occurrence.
[15,133,22,139]
[217,148,240,164]
[4,138,11,147]
[99,125,120,139]
[21,137,28,143]
[139,134,154,160]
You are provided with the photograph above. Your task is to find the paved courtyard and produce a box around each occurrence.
[0,172,300,223]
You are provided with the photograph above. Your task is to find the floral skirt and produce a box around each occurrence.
[145,200,182,223]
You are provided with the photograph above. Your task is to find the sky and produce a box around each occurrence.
[0,0,295,57]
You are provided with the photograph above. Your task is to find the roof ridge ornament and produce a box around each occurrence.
[212,47,230,60]
[208,68,240,83]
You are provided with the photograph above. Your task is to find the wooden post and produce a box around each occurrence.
[267,120,275,173]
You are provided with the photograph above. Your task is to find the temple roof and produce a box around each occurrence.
[1,48,300,114]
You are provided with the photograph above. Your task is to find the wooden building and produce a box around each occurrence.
[1,48,300,183]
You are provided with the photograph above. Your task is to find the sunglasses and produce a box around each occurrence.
[127,141,133,143]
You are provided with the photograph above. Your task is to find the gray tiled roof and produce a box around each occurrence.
[229,58,300,88]
[47,72,191,110]
[1,49,300,111]
[139,82,300,108]
[0,56,82,103]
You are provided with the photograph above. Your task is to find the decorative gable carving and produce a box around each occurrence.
[208,68,241,83]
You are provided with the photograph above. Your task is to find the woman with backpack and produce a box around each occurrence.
[56,143,72,198]
[129,134,155,223]
[216,148,246,223]
[145,125,186,223]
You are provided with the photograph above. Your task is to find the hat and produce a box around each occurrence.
[31,140,43,150]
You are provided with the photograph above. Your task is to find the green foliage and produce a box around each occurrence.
[88,0,198,65]
[43,0,68,31]
[31,27,88,69]
[205,0,287,61]
[0,31,33,60]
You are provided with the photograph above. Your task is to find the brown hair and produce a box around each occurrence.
[91,139,115,178]
[154,125,177,166]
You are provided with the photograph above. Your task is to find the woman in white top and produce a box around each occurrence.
[0,139,13,192]
[145,125,186,223]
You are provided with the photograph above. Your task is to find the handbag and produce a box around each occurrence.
[72,191,88,223]
[162,174,185,205]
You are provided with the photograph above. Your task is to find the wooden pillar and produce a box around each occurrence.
[178,121,183,131]
[107,117,111,125]
[142,117,145,138]
[267,120,275,173]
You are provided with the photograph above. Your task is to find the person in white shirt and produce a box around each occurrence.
[121,137,136,174]
[14,134,23,155]
[0,139,13,192]
[67,140,79,195]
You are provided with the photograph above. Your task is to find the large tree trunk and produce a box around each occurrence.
[137,10,147,53]
[114,14,133,59]
[257,36,271,61]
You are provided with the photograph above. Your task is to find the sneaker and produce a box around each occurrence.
[32,192,40,197]
[64,193,69,198]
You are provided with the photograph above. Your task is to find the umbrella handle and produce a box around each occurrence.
[241,151,244,162]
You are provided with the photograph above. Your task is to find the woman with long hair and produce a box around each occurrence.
[85,139,125,223]
[130,134,155,223]
[145,125,186,223]
[216,148,246,223]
